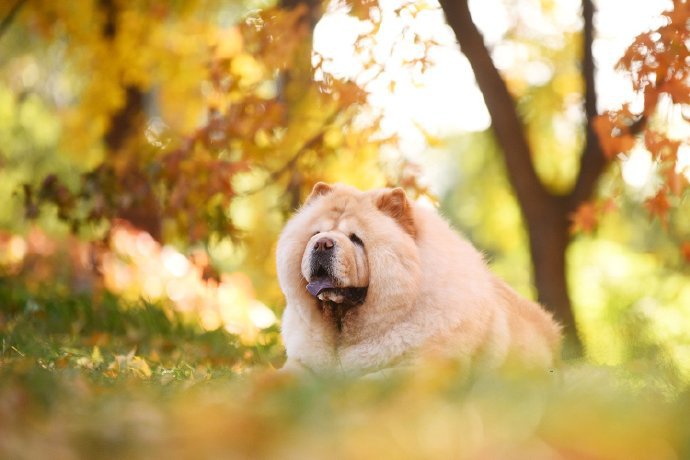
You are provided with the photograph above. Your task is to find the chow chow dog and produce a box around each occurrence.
[277,183,561,375]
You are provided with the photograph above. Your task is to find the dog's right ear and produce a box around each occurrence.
[305,182,333,203]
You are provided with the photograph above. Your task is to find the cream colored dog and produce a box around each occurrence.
[277,183,561,375]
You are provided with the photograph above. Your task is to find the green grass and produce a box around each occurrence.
[2,278,690,459]
[0,278,284,376]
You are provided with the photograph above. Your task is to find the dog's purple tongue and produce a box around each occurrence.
[307,278,335,296]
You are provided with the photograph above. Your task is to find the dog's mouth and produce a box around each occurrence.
[306,269,367,305]
[306,265,367,332]
[306,277,336,297]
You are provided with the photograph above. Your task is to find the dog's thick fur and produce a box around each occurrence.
[277,183,561,375]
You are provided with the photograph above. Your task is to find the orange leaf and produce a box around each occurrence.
[644,130,679,162]
[569,202,598,234]
[600,197,618,214]
[660,79,690,105]
[681,242,690,263]
[643,85,660,117]
[349,0,377,20]
[593,115,616,158]
[663,167,688,196]
[333,81,367,106]
[593,115,636,159]
[644,190,671,226]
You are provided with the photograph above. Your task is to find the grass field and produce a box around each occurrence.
[2,278,689,459]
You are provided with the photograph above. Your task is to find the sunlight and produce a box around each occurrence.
[98,224,272,342]
[313,0,491,157]
[313,10,367,80]
[161,246,191,278]
[6,235,26,264]
[677,144,690,181]
[621,146,656,192]
[313,0,672,159]
[0,233,27,273]
[248,301,278,329]
[594,0,673,111]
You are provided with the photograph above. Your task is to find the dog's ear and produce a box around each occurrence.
[305,182,333,204]
[377,187,416,237]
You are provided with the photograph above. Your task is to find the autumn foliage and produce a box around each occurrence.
[590,0,690,238]
[21,3,386,245]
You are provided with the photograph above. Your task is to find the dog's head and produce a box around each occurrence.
[277,183,421,321]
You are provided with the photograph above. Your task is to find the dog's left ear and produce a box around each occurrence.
[377,187,416,237]
[305,182,333,204]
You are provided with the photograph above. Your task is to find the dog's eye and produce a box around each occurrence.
[349,233,364,246]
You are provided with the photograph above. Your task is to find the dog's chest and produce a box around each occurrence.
[319,301,358,333]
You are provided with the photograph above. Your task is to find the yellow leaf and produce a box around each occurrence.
[211,27,243,59]
[231,53,265,87]
[129,356,152,379]
[91,346,104,366]
[323,127,344,149]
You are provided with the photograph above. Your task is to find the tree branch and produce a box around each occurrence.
[0,0,26,43]
[279,0,322,27]
[438,0,556,222]
[240,111,342,198]
[568,0,607,209]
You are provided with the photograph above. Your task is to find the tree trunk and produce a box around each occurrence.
[438,0,598,354]
[526,199,581,356]
[103,85,162,241]
[100,0,161,240]
[278,0,323,205]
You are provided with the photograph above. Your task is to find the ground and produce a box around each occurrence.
[1,280,689,459]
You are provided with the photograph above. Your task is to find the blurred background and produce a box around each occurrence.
[2,0,690,457]
[2,0,690,369]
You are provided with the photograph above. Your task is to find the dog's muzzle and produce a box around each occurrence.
[306,237,367,305]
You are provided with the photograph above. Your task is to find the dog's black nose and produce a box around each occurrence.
[313,237,334,252]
